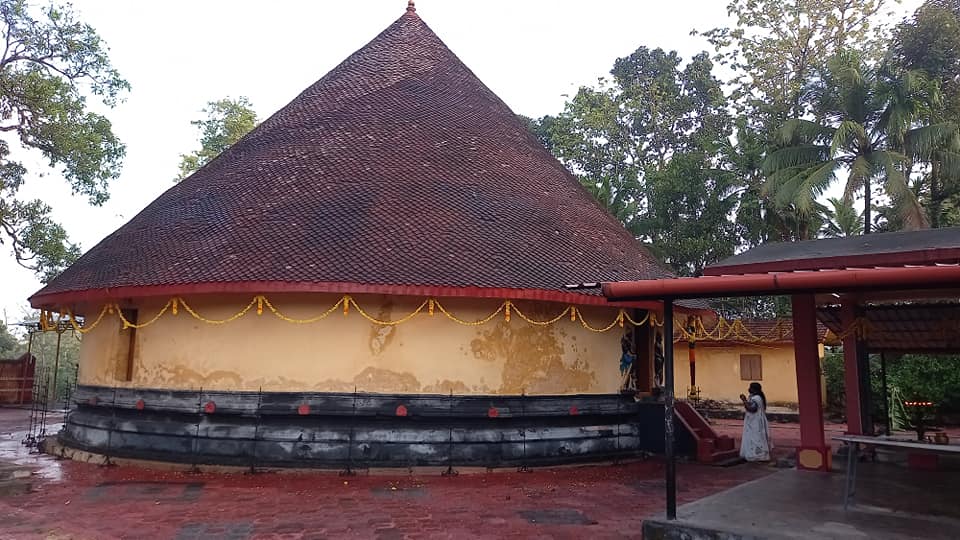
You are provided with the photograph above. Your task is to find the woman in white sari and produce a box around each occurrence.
[740,382,772,462]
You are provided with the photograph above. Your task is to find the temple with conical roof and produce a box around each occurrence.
[33,4,699,468]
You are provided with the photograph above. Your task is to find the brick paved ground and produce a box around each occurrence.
[711,418,850,455]
[710,417,960,453]
[0,407,795,540]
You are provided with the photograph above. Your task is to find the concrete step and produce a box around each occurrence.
[711,454,745,467]
[709,450,742,466]
[0,478,31,497]
[0,463,33,497]
[0,464,31,482]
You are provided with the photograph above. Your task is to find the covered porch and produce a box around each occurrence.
[643,465,960,539]
[599,227,960,536]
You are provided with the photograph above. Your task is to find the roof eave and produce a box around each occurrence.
[602,265,960,302]
[705,247,960,276]
[30,280,672,311]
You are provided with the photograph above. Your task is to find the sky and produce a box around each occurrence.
[1,0,925,325]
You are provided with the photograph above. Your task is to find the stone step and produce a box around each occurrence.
[709,450,743,467]
[0,464,32,482]
[0,478,31,497]
[710,454,745,468]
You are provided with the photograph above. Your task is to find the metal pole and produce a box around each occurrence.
[664,299,676,520]
[442,389,457,477]
[249,386,263,474]
[190,387,203,474]
[37,370,50,443]
[857,344,873,435]
[341,386,357,477]
[20,330,35,404]
[103,386,117,466]
[880,352,890,434]
[51,329,63,408]
[518,390,529,472]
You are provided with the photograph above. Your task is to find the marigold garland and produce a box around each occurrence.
[40,294,868,343]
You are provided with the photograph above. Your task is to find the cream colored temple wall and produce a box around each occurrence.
[671,343,826,405]
[77,293,628,395]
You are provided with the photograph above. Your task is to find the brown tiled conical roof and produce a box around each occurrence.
[31,8,672,309]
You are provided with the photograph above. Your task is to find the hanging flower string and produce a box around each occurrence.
[41,295,868,342]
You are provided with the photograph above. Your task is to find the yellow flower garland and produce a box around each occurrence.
[44,295,866,343]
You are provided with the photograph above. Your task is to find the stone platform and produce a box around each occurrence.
[643,465,960,539]
[0,406,772,539]
[61,385,696,469]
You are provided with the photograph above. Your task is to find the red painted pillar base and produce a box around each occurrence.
[792,294,829,472]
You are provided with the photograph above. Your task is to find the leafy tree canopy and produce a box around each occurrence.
[0,0,128,281]
[176,96,257,181]
[821,197,864,237]
[762,51,954,234]
[0,320,17,356]
[697,0,895,123]
[891,0,960,228]
[533,47,736,275]
[892,0,960,120]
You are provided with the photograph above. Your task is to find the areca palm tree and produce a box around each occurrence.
[763,51,958,233]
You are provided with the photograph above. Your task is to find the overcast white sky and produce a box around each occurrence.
[1,0,923,325]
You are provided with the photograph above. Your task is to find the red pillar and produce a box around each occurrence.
[841,298,866,435]
[792,294,830,471]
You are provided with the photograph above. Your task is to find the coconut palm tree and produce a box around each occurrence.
[820,197,864,237]
[763,51,958,234]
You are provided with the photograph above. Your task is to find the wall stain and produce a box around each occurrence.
[471,307,596,394]
[311,379,357,393]
[352,366,420,393]
[470,335,498,363]
[246,375,310,390]
[368,300,398,355]
[146,365,244,388]
[422,380,471,394]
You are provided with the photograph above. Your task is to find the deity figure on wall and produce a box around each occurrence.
[619,331,636,391]
[653,328,665,391]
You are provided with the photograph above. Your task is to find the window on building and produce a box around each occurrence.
[740,354,762,381]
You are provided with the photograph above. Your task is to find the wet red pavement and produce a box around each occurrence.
[0,407,778,539]
[711,418,850,453]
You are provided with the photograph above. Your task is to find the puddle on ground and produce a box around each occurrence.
[0,408,67,482]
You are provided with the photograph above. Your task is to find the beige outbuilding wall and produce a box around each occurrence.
[671,342,826,405]
[78,293,628,395]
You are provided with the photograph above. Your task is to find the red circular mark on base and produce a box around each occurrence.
[135,399,145,411]
[395,404,408,417]
[203,401,216,414]
[569,405,579,415]
[88,396,99,405]
[487,407,499,418]
[297,403,310,416]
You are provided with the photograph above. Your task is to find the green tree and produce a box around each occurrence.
[638,152,738,276]
[534,48,736,274]
[821,197,864,237]
[0,320,17,356]
[0,0,128,281]
[17,327,79,404]
[892,0,960,120]
[534,85,642,230]
[887,354,960,412]
[763,51,954,234]
[176,97,258,181]
[891,0,960,227]
[699,1,899,238]
[698,0,895,123]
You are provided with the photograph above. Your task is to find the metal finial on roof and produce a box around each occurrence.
[407,0,416,12]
